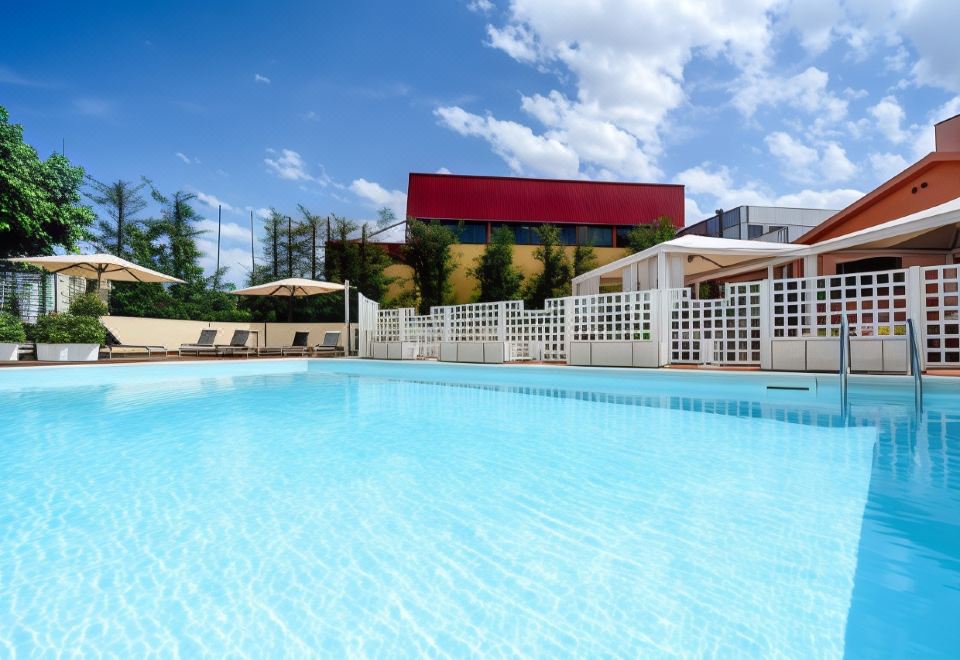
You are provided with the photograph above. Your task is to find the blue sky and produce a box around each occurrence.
[4,1,960,285]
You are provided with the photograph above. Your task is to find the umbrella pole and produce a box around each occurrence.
[288,294,294,322]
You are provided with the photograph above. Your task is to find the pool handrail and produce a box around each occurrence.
[907,318,924,413]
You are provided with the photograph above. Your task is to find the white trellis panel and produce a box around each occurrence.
[374,308,410,342]
[669,283,763,365]
[572,290,655,342]
[771,268,908,338]
[920,265,960,366]
[434,302,505,342]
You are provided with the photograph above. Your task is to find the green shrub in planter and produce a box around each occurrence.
[34,313,107,345]
[0,312,27,343]
[68,293,108,318]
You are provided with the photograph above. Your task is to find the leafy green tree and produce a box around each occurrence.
[0,106,94,257]
[85,177,148,257]
[405,218,457,314]
[623,216,677,254]
[523,224,572,308]
[573,242,598,277]
[468,226,523,301]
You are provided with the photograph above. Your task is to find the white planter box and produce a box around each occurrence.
[439,342,458,362]
[482,342,508,364]
[36,343,99,362]
[0,343,20,361]
[457,343,484,363]
[632,341,659,368]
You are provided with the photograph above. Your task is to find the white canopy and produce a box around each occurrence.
[230,277,346,297]
[6,253,184,285]
[572,234,799,290]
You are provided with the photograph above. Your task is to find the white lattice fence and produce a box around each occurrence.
[572,290,655,342]
[435,302,508,343]
[921,265,960,366]
[771,268,908,338]
[669,284,763,365]
[374,308,409,342]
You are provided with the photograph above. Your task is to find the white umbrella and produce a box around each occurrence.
[231,277,352,351]
[231,277,345,297]
[6,253,185,288]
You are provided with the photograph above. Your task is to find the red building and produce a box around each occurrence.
[406,173,684,248]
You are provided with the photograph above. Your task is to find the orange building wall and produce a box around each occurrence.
[806,160,960,242]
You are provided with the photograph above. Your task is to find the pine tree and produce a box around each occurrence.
[523,224,572,308]
[468,226,523,301]
[405,218,457,314]
[85,177,148,257]
[573,242,598,277]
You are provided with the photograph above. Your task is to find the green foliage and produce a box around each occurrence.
[0,105,95,257]
[321,214,394,301]
[68,292,108,318]
[523,224,572,308]
[0,311,26,343]
[623,216,677,254]
[573,242,598,277]
[405,218,458,314]
[85,177,148,257]
[33,313,107,345]
[469,226,523,302]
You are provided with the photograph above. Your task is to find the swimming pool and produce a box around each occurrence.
[1,360,957,656]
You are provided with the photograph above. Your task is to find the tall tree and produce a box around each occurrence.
[0,106,94,257]
[468,226,523,302]
[405,218,457,314]
[523,224,572,308]
[85,177,148,257]
[624,216,677,254]
[297,204,324,280]
[573,241,598,277]
[324,214,360,283]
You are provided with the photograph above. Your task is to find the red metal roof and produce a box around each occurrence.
[406,173,684,227]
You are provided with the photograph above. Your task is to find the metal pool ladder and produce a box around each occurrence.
[839,316,850,412]
[907,318,924,413]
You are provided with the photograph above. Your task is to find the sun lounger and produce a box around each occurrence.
[100,328,167,360]
[216,330,256,357]
[258,330,311,356]
[313,331,343,357]
[178,329,219,356]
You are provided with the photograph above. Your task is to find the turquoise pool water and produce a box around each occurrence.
[0,360,957,657]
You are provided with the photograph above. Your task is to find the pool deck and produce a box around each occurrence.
[3,354,960,378]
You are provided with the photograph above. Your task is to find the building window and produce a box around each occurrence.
[706,217,720,236]
[577,225,613,247]
[721,208,740,229]
[439,220,486,244]
[747,224,764,239]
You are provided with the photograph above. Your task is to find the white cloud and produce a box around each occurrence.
[869,95,907,144]
[821,143,857,182]
[175,152,192,164]
[435,106,580,178]
[869,152,909,181]
[264,148,316,182]
[774,188,863,210]
[195,219,252,243]
[733,67,847,122]
[677,163,861,213]
[765,132,818,173]
[901,0,960,92]
[764,132,856,184]
[197,238,254,285]
[350,178,408,222]
[72,97,113,117]
[467,0,494,13]
[254,73,271,84]
[684,197,706,225]
[782,0,843,56]
[435,167,452,174]
[194,191,237,213]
